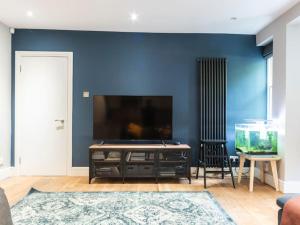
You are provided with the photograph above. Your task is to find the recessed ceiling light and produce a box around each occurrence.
[26,11,33,17]
[230,17,237,21]
[130,12,138,22]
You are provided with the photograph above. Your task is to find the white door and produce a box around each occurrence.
[16,53,72,175]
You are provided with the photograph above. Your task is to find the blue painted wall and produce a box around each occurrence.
[12,29,266,166]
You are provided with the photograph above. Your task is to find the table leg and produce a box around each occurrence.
[270,161,279,191]
[249,160,255,192]
[238,155,245,183]
[260,161,265,183]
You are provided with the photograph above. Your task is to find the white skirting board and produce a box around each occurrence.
[254,167,281,190]
[70,167,89,176]
[71,167,250,177]
[192,166,249,177]
[254,167,300,193]
[3,166,300,193]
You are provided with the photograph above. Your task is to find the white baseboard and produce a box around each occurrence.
[0,167,15,180]
[1,166,89,178]
[8,166,300,193]
[254,167,284,191]
[195,166,286,192]
[191,166,249,177]
[70,167,89,176]
[253,168,300,193]
[71,166,247,178]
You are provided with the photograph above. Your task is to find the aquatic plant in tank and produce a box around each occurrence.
[235,120,278,155]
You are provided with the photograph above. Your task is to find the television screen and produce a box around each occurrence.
[93,96,172,140]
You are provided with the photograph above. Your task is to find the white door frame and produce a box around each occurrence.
[15,51,73,176]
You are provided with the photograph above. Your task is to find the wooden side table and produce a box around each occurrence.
[237,154,281,192]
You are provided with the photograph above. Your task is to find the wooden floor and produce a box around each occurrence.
[0,176,281,225]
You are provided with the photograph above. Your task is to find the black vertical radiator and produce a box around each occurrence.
[196,58,235,188]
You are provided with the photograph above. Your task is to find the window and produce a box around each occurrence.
[267,56,273,120]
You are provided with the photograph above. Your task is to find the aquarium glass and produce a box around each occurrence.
[235,122,278,154]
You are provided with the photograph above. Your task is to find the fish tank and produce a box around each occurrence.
[235,120,278,155]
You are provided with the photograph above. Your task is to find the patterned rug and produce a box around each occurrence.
[11,189,236,225]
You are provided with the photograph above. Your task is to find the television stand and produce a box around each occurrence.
[89,144,191,184]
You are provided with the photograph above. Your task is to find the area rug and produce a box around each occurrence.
[11,189,236,225]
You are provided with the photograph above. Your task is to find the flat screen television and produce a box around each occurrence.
[93,95,173,141]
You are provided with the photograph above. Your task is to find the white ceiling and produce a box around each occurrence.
[0,0,299,34]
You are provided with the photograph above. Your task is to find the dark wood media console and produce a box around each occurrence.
[89,144,191,184]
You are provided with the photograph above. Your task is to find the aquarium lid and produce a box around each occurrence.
[241,119,274,124]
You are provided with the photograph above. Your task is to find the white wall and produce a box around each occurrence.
[286,23,300,182]
[256,3,300,192]
[0,21,11,179]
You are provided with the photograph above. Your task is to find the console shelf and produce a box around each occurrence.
[89,144,191,184]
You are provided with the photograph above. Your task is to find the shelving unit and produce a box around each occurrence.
[89,144,191,184]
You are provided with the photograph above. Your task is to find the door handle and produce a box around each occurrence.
[54,120,64,123]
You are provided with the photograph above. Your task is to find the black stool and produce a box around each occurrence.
[196,140,235,188]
